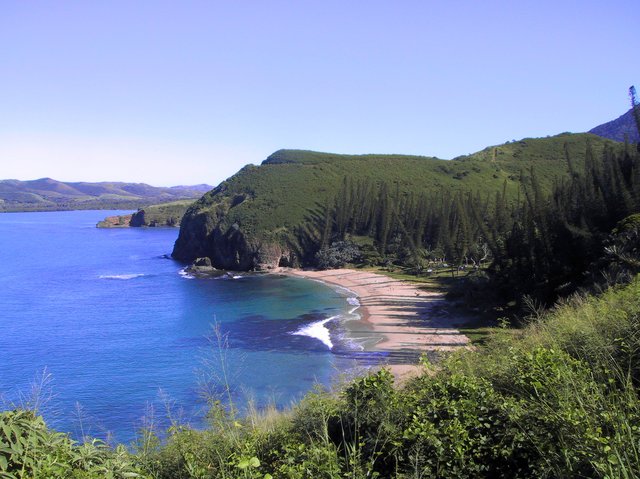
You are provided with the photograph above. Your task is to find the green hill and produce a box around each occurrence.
[172,133,620,270]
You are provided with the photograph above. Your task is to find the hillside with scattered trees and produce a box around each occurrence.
[172,133,619,274]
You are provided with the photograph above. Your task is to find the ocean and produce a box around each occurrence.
[0,210,370,443]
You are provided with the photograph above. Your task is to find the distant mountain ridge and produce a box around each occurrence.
[589,107,640,143]
[0,178,213,212]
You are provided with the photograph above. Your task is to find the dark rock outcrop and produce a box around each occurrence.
[186,256,217,274]
[193,257,213,267]
[172,207,296,270]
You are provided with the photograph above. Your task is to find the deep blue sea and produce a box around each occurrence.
[0,210,367,443]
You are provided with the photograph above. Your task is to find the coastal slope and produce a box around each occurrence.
[172,134,619,270]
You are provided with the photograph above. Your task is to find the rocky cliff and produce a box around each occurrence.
[171,178,298,270]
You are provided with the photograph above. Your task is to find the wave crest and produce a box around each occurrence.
[291,316,335,349]
[99,273,145,280]
[178,268,195,280]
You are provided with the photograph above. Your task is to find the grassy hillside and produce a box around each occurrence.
[0,178,211,212]
[173,133,620,269]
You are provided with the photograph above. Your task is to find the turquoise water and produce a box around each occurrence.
[0,210,365,443]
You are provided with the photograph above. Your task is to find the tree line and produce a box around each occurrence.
[301,94,640,305]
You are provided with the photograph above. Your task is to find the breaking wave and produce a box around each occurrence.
[178,267,195,279]
[291,316,336,349]
[99,273,146,280]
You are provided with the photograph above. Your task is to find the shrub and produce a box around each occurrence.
[315,241,362,269]
[0,409,143,478]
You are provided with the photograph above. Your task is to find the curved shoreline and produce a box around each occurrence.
[281,268,470,377]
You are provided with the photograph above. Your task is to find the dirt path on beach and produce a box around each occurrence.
[281,268,471,381]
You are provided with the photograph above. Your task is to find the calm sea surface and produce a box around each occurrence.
[0,210,365,443]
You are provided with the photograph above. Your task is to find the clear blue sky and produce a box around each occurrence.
[1,1,637,186]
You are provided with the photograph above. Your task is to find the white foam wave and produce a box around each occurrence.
[99,273,145,280]
[291,316,335,349]
[346,296,360,314]
[178,268,195,280]
[215,273,244,280]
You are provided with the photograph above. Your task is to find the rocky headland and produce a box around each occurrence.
[97,200,194,228]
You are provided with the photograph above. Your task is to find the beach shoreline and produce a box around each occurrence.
[278,267,471,380]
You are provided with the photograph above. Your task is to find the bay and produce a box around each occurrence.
[0,210,362,443]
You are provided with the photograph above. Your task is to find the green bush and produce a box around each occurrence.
[0,409,143,478]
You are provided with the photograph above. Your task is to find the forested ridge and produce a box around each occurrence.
[173,133,620,272]
[311,136,640,305]
[300,88,640,309]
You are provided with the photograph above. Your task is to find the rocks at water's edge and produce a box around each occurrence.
[188,256,216,273]
[172,209,297,271]
[96,214,134,228]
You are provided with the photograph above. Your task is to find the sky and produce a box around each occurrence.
[0,1,638,187]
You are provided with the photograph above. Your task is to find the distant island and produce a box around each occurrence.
[0,178,212,212]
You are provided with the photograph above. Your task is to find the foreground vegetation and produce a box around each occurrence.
[3,276,640,478]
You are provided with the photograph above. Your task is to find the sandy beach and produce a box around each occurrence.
[283,268,470,379]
